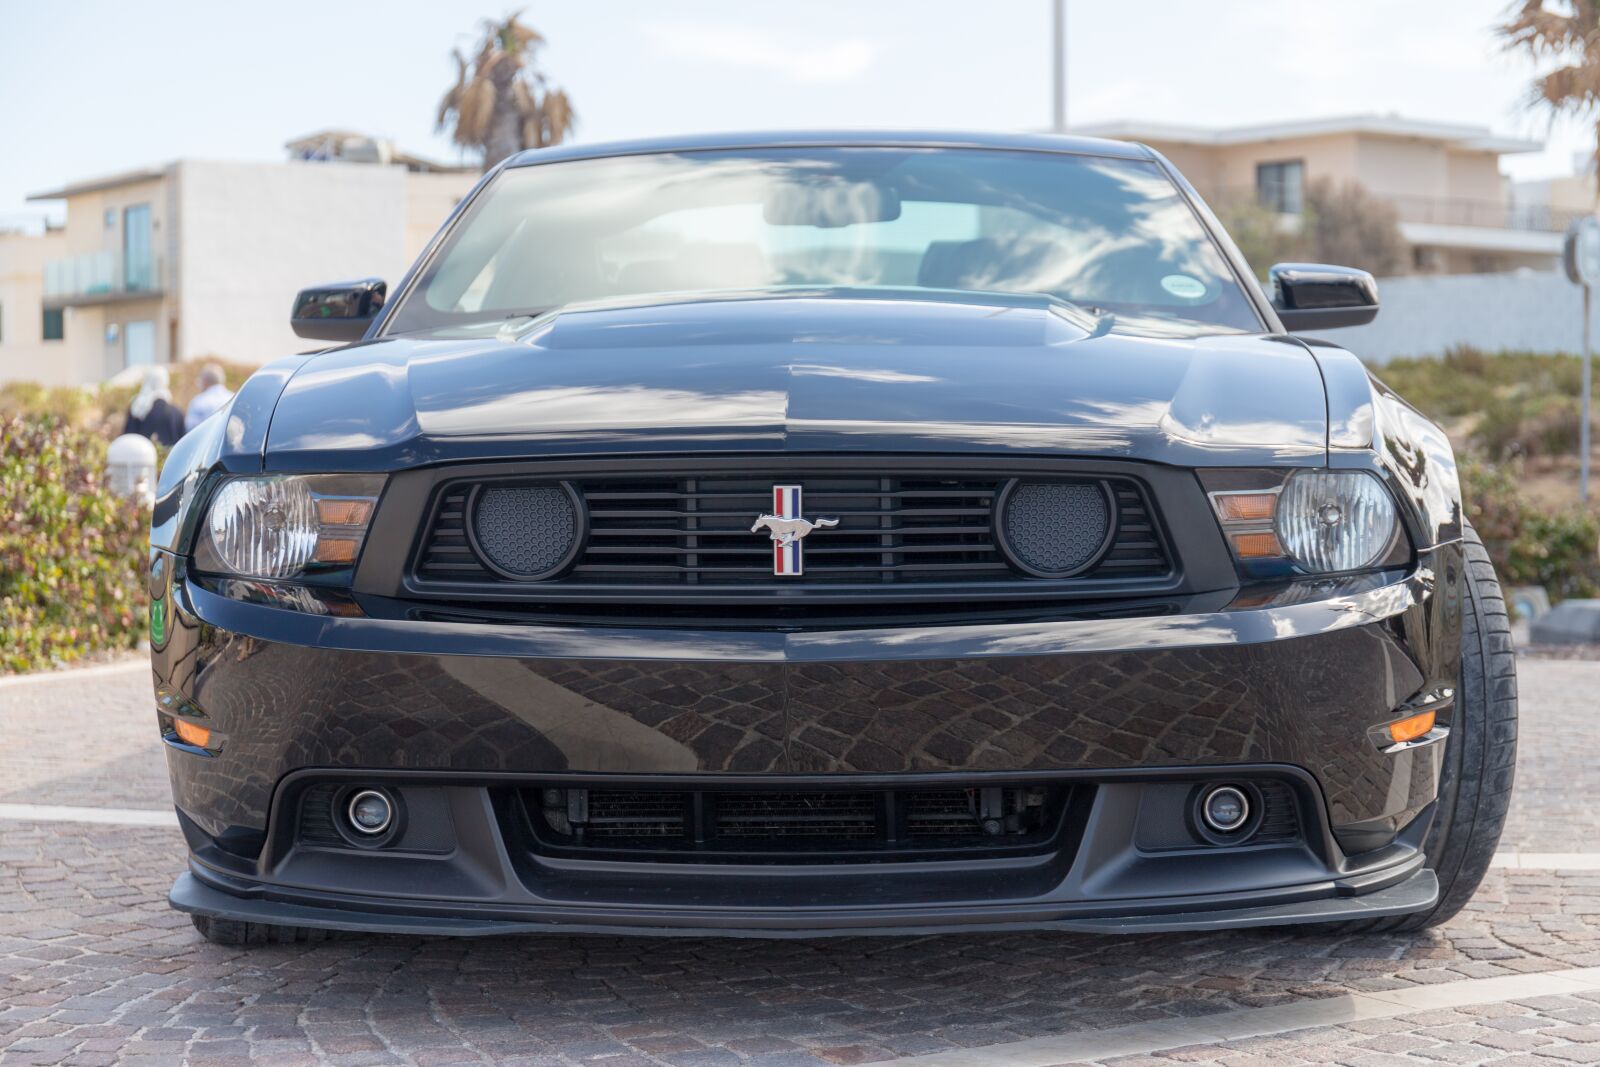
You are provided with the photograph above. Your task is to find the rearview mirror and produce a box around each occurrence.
[1268,263,1379,331]
[290,278,386,341]
[763,179,901,228]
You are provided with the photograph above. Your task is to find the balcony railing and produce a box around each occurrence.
[1385,195,1586,234]
[1214,187,1585,235]
[42,251,164,306]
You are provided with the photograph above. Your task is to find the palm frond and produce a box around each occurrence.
[438,10,574,165]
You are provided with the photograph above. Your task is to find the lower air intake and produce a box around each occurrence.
[523,783,1079,863]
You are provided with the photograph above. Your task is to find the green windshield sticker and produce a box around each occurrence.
[1161,274,1207,300]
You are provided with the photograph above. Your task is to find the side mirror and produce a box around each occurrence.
[290,278,386,341]
[1268,263,1379,330]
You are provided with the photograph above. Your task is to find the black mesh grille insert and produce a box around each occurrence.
[1001,482,1112,576]
[523,784,1078,862]
[472,485,578,579]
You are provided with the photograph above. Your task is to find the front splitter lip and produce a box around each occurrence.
[171,861,1437,939]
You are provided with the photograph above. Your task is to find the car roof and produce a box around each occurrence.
[503,130,1155,169]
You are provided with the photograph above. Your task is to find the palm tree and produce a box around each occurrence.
[1498,1,1600,194]
[438,12,576,173]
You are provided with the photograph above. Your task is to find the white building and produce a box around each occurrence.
[1,133,476,386]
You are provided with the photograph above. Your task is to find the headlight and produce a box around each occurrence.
[1275,470,1398,573]
[195,475,384,579]
[1206,469,1400,575]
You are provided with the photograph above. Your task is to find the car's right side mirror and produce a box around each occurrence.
[1268,263,1379,331]
[290,278,386,342]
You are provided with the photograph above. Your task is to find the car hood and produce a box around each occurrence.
[263,292,1328,470]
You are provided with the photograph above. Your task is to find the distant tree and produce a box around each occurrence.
[1498,1,1600,196]
[1213,195,1310,281]
[438,12,576,172]
[1214,179,1404,278]
[1301,179,1407,278]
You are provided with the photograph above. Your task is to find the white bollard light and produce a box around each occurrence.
[106,433,158,505]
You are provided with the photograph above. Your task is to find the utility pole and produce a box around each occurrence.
[1052,0,1067,133]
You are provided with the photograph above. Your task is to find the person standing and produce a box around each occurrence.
[122,366,186,446]
[185,363,234,433]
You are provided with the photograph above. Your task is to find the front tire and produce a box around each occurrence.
[1324,521,1518,933]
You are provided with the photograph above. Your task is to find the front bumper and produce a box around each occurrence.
[151,546,1461,936]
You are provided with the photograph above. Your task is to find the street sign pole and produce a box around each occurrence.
[1562,217,1600,504]
[1585,284,1593,505]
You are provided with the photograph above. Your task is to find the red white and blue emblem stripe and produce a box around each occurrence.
[773,485,803,576]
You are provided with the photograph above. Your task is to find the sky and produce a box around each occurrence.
[0,0,1591,231]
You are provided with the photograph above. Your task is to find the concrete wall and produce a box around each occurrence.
[1301,268,1585,363]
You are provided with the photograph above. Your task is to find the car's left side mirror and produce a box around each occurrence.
[291,278,386,341]
[1268,263,1379,331]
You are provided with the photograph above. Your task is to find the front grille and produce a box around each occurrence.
[523,784,1078,862]
[413,468,1171,594]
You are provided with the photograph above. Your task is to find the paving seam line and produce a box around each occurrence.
[872,967,1600,1067]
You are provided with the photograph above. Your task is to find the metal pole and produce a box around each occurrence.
[1585,283,1593,505]
[1051,0,1066,133]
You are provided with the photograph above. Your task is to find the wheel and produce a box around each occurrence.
[1315,520,1518,933]
[190,913,332,945]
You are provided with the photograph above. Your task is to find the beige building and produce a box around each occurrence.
[1,133,475,386]
[0,227,68,385]
[1077,115,1564,275]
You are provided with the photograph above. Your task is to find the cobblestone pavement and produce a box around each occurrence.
[1,658,1597,1066]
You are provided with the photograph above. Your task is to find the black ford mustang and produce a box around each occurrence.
[150,131,1517,944]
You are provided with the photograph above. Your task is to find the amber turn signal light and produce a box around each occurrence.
[1388,710,1435,744]
[1229,531,1286,559]
[1214,492,1278,523]
[312,536,362,565]
[316,498,374,527]
[173,719,211,748]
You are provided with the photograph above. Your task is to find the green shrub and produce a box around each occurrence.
[1473,391,1582,461]
[1461,456,1600,601]
[0,415,148,673]
[1374,346,1591,423]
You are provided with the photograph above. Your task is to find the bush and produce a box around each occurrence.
[1461,456,1600,601]
[0,358,256,437]
[0,415,148,673]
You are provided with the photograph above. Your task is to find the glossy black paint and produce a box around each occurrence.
[265,292,1328,470]
[150,131,1470,935]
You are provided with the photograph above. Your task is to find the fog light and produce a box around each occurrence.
[346,789,394,835]
[1201,785,1250,834]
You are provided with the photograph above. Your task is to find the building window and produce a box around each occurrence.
[42,307,64,341]
[1256,160,1305,215]
[124,204,154,291]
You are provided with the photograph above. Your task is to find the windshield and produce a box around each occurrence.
[384,146,1262,336]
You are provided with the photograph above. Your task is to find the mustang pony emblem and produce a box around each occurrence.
[751,485,838,576]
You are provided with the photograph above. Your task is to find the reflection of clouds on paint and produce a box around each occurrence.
[789,364,939,384]
[422,384,788,437]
